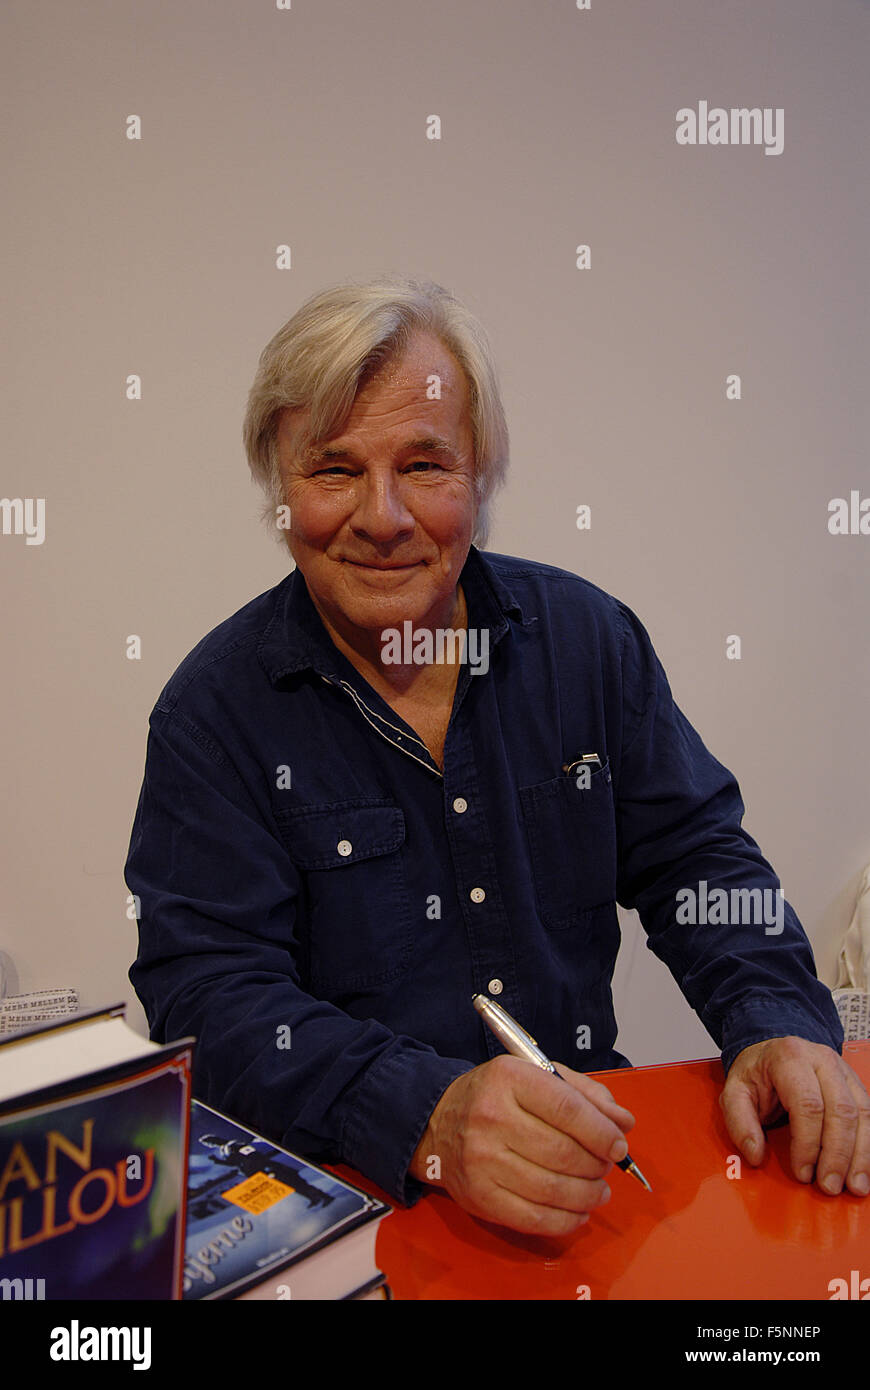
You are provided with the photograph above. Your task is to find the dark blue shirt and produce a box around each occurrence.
[126,546,843,1206]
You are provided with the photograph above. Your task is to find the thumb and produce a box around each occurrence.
[720,1078,766,1165]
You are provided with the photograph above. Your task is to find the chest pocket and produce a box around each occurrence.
[274,799,414,994]
[519,761,617,931]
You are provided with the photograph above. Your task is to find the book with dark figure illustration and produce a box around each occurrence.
[183,1099,391,1300]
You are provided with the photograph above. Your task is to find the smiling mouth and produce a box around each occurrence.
[345,560,422,570]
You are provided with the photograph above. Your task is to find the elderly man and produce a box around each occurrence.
[127,276,868,1237]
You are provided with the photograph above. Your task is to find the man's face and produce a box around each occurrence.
[275,329,477,646]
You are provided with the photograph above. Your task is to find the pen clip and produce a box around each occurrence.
[562,752,602,776]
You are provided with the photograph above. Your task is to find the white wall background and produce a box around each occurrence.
[1,0,867,1066]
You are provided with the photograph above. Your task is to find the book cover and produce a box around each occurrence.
[0,1046,192,1299]
[184,1099,390,1299]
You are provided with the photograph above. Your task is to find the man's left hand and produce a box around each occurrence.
[720,1035,870,1196]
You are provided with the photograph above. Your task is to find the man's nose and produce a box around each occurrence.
[351,471,415,541]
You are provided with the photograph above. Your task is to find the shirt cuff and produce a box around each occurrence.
[340,1044,476,1207]
[720,992,844,1075]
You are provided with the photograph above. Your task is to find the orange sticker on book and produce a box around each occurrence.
[221,1173,295,1214]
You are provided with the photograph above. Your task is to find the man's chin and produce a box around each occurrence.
[339,586,455,635]
[342,600,434,633]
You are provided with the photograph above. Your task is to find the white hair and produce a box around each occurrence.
[242,274,510,546]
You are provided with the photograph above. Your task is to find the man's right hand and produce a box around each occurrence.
[407,1054,636,1235]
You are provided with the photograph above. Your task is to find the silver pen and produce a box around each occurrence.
[472,993,652,1191]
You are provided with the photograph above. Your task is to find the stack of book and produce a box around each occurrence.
[0,1004,391,1300]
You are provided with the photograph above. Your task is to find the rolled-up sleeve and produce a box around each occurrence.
[126,707,473,1205]
[612,602,843,1073]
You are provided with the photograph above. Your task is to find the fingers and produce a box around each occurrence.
[460,1112,614,1236]
[515,1061,634,1166]
[425,1056,636,1235]
[763,1044,867,1194]
[842,1073,870,1196]
[503,1097,615,1182]
[719,1078,767,1166]
[779,1054,827,1185]
[462,1183,595,1238]
[808,1064,870,1197]
[725,1038,870,1197]
[482,1151,612,1237]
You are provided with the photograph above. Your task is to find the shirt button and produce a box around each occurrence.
[452,797,468,814]
[469,887,486,903]
[336,840,353,857]
[488,979,504,995]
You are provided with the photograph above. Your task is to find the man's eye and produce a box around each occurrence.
[312,462,441,475]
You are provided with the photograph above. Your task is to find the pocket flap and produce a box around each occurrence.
[275,801,405,871]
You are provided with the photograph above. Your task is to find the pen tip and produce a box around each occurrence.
[620,1157,652,1190]
[632,1163,652,1192]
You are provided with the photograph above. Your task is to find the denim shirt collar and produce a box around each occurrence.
[257,544,529,687]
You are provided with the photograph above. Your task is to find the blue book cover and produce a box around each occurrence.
[0,1045,191,1299]
[184,1099,390,1299]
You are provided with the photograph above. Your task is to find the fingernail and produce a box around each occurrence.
[798,1165,814,1183]
[609,1138,628,1162]
[745,1138,761,1161]
[851,1173,870,1195]
[598,1184,611,1205]
[822,1173,842,1195]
